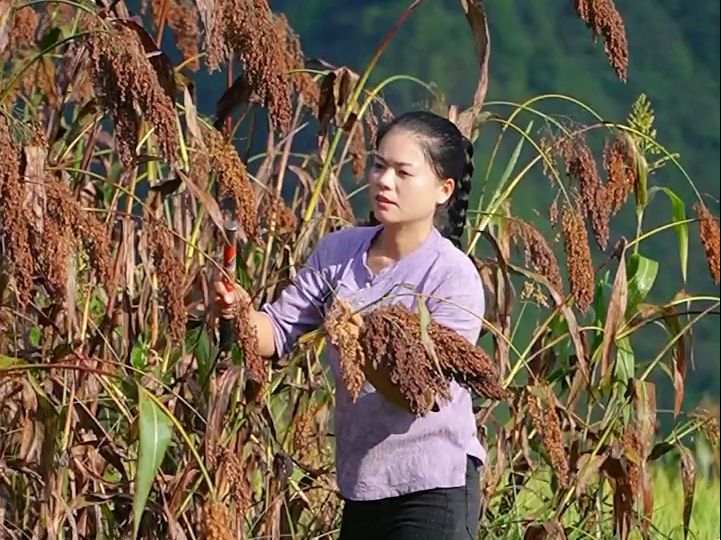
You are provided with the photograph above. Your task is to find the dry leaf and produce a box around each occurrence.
[600,247,628,382]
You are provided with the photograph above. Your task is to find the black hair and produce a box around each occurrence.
[371,111,475,249]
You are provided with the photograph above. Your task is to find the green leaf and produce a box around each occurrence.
[131,341,147,371]
[28,327,41,347]
[231,345,245,366]
[549,314,571,366]
[592,271,611,350]
[133,385,173,539]
[0,355,21,368]
[614,336,635,387]
[635,154,649,211]
[194,328,213,383]
[38,27,62,50]
[649,441,674,461]
[90,294,105,316]
[626,253,659,315]
[497,120,533,192]
[648,186,688,283]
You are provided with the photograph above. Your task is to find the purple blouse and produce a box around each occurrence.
[262,225,486,501]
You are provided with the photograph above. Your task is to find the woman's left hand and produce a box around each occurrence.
[338,299,365,338]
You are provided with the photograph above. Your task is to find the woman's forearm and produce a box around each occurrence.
[249,309,277,358]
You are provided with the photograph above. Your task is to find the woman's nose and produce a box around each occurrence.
[373,168,394,189]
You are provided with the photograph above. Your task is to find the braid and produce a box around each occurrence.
[446,138,474,248]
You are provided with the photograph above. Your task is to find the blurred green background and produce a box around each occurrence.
[192,0,720,420]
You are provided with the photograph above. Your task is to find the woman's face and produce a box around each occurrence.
[368,128,454,227]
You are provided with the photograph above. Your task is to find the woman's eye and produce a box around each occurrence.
[398,170,411,178]
[372,161,384,171]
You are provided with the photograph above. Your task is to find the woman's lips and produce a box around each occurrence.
[374,194,396,206]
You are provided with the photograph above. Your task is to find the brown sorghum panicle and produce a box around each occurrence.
[604,135,636,215]
[258,191,296,237]
[325,299,366,401]
[45,179,111,286]
[189,147,211,192]
[349,124,367,180]
[273,13,320,111]
[146,219,186,342]
[205,126,259,240]
[9,6,38,49]
[87,25,179,168]
[573,0,629,82]
[33,211,72,300]
[563,135,611,251]
[359,304,510,415]
[205,0,292,132]
[151,0,200,71]
[694,203,720,284]
[233,299,265,401]
[216,448,253,515]
[691,408,720,448]
[562,202,595,315]
[510,219,563,293]
[0,117,33,307]
[200,499,234,540]
[527,385,570,489]
[622,429,642,498]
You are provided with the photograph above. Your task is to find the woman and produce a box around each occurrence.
[215,111,486,539]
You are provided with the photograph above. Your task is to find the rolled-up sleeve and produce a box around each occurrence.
[260,238,335,357]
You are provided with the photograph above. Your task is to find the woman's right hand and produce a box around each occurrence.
[211,278,277,358]
[212,278,251,319]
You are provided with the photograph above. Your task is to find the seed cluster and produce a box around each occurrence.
[573,0,629,82]
[326,302,511,415]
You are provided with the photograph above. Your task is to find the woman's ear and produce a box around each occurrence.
[436,178,455,205]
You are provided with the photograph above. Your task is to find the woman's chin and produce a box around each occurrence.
[371,208,398,224]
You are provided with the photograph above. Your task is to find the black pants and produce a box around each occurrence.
[339,456,482,540]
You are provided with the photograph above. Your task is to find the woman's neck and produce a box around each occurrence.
[374,220,433,261]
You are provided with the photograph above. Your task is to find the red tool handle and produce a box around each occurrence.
[222,237,237,286]
[219,221,238,352]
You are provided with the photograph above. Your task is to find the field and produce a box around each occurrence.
[648,467,720,540]
[1,0,720,538]
[473,463,721,540]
